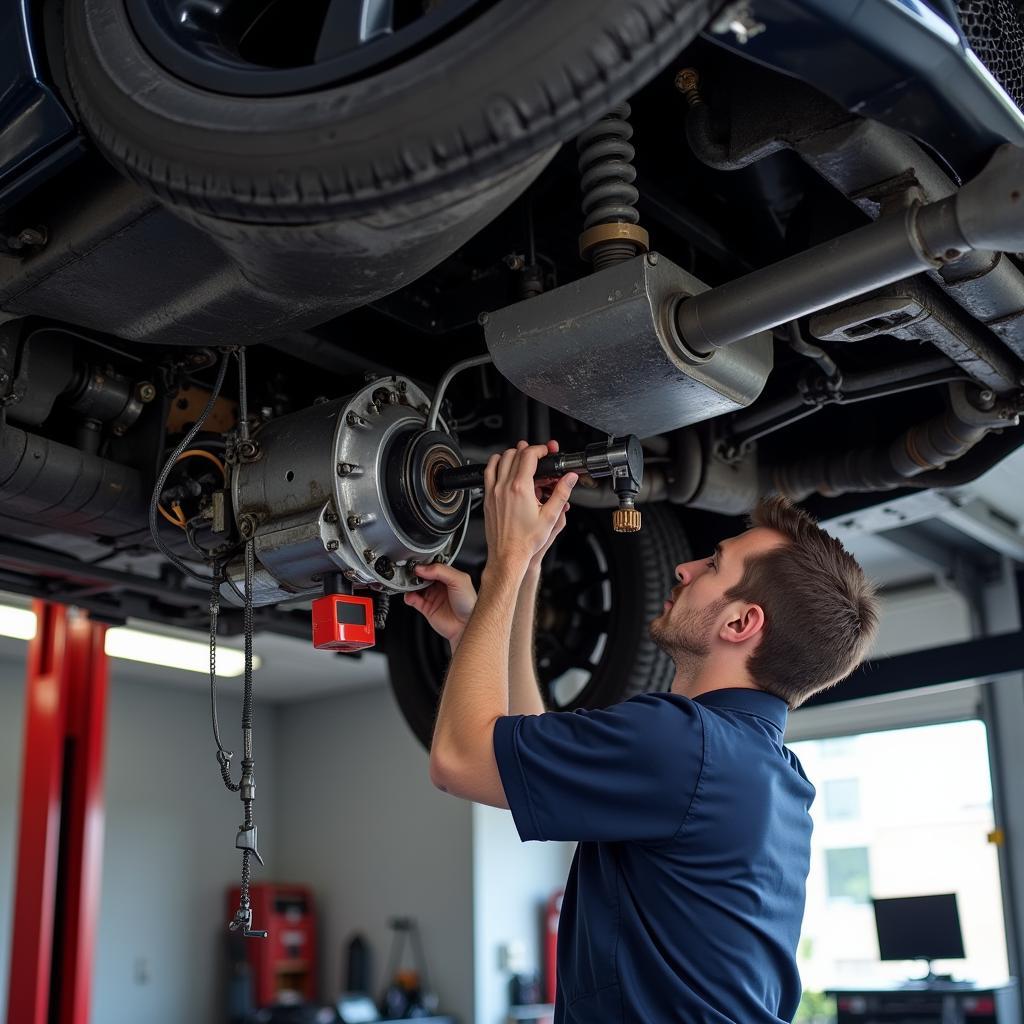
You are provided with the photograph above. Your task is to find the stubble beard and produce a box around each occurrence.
[649,596,728,664]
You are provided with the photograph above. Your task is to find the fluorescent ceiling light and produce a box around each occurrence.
[105,628,259,677]
[0,606,37,641]
[0,604,258,677]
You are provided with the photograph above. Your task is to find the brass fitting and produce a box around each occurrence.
[578,222,650,262]
[612,507,642,533]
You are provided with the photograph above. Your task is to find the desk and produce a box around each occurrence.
[827,981,1020,1024]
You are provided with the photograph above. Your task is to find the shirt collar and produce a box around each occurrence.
[694,688,788,733]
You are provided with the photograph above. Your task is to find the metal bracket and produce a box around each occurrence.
[235,825,265,867]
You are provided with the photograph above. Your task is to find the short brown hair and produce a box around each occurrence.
[725,496,879,708]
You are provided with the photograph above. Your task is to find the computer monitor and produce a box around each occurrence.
[873,894,965,965]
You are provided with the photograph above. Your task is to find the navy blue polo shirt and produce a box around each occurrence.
[493,688,815,1024]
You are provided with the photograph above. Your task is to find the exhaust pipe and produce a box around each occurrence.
[674,145,1024,370]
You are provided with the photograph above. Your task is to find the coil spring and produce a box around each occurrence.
[577,103,640,230]
[577,104,642,268]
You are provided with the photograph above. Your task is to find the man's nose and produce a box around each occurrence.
[674,559,705,585]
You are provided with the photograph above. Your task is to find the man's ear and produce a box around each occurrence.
[719,603,765,645]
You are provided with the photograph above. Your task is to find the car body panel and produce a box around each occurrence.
[707,0,1024,178]
[0,0,81,211]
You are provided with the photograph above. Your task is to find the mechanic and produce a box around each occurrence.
[405,440,879,1024]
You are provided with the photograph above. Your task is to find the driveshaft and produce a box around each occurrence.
[676,144,1024,355]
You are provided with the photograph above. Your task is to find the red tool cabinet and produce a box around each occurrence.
[227,884,317,1006]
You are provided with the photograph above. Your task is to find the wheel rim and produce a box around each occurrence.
[535,521,613,710]
[396,512,619,716]
[126,0,491,96]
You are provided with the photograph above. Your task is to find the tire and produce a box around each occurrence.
[386,503,690,751]
[64,0,715,224]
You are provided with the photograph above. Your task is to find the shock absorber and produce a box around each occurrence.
[576,103,650,271]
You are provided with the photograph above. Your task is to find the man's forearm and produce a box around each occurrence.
[431,558,526,764]
[509,569,546,716]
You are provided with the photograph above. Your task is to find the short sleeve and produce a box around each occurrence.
[492,693,705,843]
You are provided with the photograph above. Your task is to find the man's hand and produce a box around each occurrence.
[484,441,578,574]
[403,563,477,648]
[527,440,569,577]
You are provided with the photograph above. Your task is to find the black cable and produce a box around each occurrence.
[209,578,241,789]
[148,350,232,585]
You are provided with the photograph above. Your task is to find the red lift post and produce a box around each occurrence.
[6,602,110,1024]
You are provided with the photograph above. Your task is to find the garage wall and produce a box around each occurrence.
[0,666,26,1024]
[92,677,281,1024]
[277,684,475,1023]
[473,803,571,1024]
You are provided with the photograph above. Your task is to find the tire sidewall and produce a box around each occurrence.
[65,0,710,217]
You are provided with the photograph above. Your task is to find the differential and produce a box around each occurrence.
[224,377,467,608]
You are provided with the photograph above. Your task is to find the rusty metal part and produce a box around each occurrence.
[674,67,702,107]
[166,382,238,435]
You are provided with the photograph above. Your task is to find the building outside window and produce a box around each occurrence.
[823,779,860,823]
[791,719,1007,997]
[825,847,871,903]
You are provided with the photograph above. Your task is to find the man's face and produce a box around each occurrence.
[649,527,785,662]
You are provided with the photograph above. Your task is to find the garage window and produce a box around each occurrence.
[791,719,1007,988]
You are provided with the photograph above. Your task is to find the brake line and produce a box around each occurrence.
[207,347,266,938]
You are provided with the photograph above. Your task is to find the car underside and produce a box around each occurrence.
[1,0,1023,745]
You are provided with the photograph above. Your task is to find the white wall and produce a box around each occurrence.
[92,676,280,1024]
[472,803,571,1024]
[277,685,475,1023]
[0,666,26,1024]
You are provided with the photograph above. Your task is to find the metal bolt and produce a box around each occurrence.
[137,382,157,403]
[432,554,446,564]
[710,2,766,44]
[323,509,338,524]
[674,68,701,106]
[979,389,995,403]
[337,462,353,476]
[8,227,47,251]
[363,548,376,563]
[311,574,322,584]
[112,423,127,436]
[237,439,260,461]
[477,312,490,326]
[375,556,395,580]
[347,513,364,529]
[239,513,258,538]
[396,379,408,394]
[646,252,659,266]
[504,254,526,271]
[326,539,340,552]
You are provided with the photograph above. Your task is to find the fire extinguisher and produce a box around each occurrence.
[544,889,563,1005]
